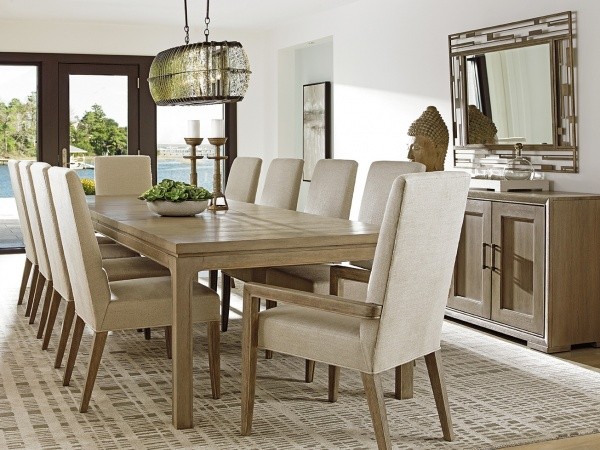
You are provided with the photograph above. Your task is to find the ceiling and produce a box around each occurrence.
[0,0,359,29]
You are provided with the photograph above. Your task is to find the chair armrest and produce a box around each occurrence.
[329,265,371,295]
[244,282,381,319]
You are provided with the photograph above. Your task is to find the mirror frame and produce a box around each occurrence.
[449,11,577,173]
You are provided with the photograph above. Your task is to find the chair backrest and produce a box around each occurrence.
[7,160,37,264]
[364,171,470,372]
[94,155,152,196]
[31,163,73,301]
[225,157,262,203]
[304,159,358,219]
[49,167,111,329]
[19,161,52,280]
[351,160,425,269]
[258,158,304,210]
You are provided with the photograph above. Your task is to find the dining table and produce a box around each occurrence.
[88,196,380,429]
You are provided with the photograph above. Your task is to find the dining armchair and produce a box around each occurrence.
[8,160,39,309]
[220,158,304,331]
[49,167,221,413]
[264,161,425,380]
[94,155,153,196]
[31,163,170,365]
[241,171,470,449]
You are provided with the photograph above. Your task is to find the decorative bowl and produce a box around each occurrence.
[146,200,208,217]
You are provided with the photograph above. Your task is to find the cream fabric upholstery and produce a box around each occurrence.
[8,160,37,264]
[94,155,152,196]
[265,161,426,298]
[256,171,470,373]
[98,243,138,259]
[258,158,304,209]
[224,157,262,203]
[48,167,220,332]
[19,161,52,281]
[304,159,357,219]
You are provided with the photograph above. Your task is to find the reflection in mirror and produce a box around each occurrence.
[466,45,552,145]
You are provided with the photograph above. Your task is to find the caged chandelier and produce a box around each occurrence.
[148,0,251,105]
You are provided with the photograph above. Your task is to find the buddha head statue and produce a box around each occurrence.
[406,106,449,172]
[467,105,498,145]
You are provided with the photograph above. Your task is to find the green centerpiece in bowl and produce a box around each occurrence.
[139,179,212,216]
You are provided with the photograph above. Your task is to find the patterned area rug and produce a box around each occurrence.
[2,285,600,449]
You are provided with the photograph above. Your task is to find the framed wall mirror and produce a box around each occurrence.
[449,11,577,173]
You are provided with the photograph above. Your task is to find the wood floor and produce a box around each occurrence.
[1,252,600,449]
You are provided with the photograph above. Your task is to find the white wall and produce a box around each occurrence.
[261,0,600,217]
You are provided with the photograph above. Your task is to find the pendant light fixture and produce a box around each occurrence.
[148,0,251,105]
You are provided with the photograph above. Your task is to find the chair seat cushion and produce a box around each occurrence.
[103,257,170,281]
[102,276,220,331]
[95,234,114,245]
[265,265,331,294]
[99,243,139,259]
[258,305,375,372]
[224,267,266,283]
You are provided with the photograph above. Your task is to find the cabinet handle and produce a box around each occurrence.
[491,243,500,273]
[482,243,490,269]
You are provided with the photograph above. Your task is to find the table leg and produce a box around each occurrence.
[171,260,196,429]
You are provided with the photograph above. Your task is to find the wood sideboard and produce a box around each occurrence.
[448,190,600,353]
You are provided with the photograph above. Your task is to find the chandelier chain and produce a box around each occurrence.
[183,0,190,44]
[204,0,210,42]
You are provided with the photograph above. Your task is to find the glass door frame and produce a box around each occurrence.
[58,63,140,166]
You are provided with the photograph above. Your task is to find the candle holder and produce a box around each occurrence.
[183,137,204,186]
[207,137,229,211]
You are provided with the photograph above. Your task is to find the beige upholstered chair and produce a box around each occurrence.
[8,160,39,309]
[224,157,262,203]
[220,158,304,330]
[241,171,470,449]
[49,167,221,413]
[265,161,425,379]
[219,158,357,331]
[31,163,170,364]
[94,155,152,196]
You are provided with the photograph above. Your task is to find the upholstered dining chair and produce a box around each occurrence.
[94,155,153,196]
[220,158,304,330]
[49,167,221,413]
[265,161,425,380]
[208,156,263,291]
[224,157,262,203]
[31,163,170,364]
[240,171,470,449]
[8,160,39,309]
[219,158,357,331]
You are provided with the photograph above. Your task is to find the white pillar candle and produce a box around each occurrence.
[187,120,200,138]
[210,119,225,138]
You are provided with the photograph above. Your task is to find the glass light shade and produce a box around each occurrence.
[148,41,251,106]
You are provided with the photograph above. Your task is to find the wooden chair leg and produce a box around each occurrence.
[80,331,108,413]
[361,372,392,450]
[36,282,54,338]
[425,350,454,441]
[17,257,32,305]
[328,365,340,402]
[25,267,41,317]
[28,275,47,324]
[143,328,152,340]
[63,315,85,386]
[164,326,172,359]
[264,300,276,359]
[241,292,260,436]
[209,270,218,290]
[305,360,316,382]
[55,302,75,368]
[395,361,414,399]
[221,273,231,332]
[207,321,221,399]
[42,290,62,350]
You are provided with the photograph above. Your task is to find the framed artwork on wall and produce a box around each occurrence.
[302,81,331,181]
